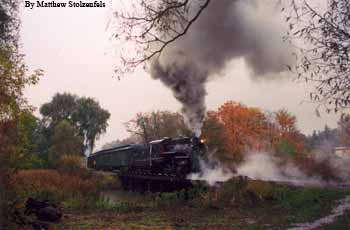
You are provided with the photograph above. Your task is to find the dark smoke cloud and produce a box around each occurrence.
[150,0,292,135]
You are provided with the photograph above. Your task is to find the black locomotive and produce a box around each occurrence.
[87,137,206,191]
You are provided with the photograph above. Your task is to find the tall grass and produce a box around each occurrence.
[9,169,99,206]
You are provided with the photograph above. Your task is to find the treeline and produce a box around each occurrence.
[13,93,111,170]
[104,101,306,162]
[305,115,350,154]
[103,102,350,181]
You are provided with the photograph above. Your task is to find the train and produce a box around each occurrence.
[87,137,206,191]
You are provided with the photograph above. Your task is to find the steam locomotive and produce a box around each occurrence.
[87,137,206,191]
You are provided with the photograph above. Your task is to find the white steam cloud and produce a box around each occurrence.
[236,153,326,187]
[187,158,234,186]
[191,151,350,187]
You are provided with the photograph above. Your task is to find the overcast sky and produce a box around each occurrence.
[20,1,339,150]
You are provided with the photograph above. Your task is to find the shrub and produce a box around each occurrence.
[95,173,121,190]
[57,154,82,175]
[21,154,48,170]
[9,170,99,204]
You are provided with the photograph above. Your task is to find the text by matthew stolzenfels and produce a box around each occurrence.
[25,1,106,9]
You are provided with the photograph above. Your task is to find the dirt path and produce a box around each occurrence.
[288,196,350,230]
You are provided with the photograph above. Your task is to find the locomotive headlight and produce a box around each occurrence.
[200,139,206,144]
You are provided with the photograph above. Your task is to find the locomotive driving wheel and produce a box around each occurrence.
[163,163,174,176]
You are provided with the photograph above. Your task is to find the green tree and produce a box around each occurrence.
[15,111,51,169]
[39,92,77,126]
[73,97,110,152]
[32,120,53,164]
[17,111,38,153]
[40,93,110,152]
[48,120,83,167]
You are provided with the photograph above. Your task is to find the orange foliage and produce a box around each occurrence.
[273,110,305,153]
[275,110,297,134]
[202,102,306,163]
[9,170,98,200]
[217,101,268,160]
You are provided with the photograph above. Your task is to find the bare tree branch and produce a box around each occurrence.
[114,0,211,76]
[287,0,350,113]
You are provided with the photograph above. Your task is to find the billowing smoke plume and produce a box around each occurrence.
[151,59,207,136]
[150,0,292,135]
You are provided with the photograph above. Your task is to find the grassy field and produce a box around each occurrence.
[50,179,350,230]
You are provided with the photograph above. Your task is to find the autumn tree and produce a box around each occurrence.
[40,93,110,152]
[272,109,306,157]
[275,109,297,135]
[201,111,228,161]
[203,102,306,163]
[0,0,41,226]
[288,0,350,113]
[217,101,268,162]
[125,111,191,143]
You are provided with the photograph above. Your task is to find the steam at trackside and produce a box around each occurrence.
[149,0,292,136]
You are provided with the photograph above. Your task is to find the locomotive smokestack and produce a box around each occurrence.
[149,0,292,135]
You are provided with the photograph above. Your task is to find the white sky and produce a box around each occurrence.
[20,1,339,150]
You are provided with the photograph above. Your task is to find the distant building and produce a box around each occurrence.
[334,147,350,158]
